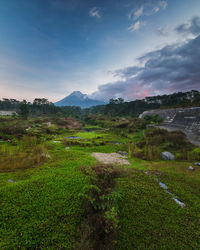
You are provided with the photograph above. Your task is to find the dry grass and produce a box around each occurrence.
[0,136,48,172]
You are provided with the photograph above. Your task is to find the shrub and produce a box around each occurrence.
[128,143,143,158]
[187,148,200,161]
[132,128,194,160]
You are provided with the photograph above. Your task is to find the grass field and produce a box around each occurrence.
[0,117,200,248]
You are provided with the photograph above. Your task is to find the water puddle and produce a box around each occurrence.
[65,136,82,139]
[158,181,185,208]
[8,179,16,183]
[83,127,101,132]
[108,141,123,145]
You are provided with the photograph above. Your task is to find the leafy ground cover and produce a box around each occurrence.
[0,116,200,249]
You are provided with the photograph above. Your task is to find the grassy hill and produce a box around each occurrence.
[0,115,200,248]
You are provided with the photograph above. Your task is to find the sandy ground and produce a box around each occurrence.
[92,152,130,165]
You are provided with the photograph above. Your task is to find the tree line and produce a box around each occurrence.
[0,90,200,119]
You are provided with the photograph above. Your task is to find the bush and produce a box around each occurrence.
[132,128,194,161]
[187,148,200,161]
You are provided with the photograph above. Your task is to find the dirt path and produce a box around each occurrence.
[92,152,130,165]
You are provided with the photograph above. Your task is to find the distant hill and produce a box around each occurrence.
[54,91,105,108]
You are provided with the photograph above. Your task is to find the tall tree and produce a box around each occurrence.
[19,100,29,119]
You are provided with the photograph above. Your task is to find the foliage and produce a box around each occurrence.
[116,171,200,249]
[85,90,200,117]
[19,100,29,119]
[78,165,122,249]
[143,114,163,123]
[129,128,199,161]
[0,114,200,248]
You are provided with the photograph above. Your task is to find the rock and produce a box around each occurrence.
[65,147,70,149]
[8,179,16,183]
[194,162,200,166]
[53,141,60,143]
[41,153,51,159]
[161,151,175,161]
[188,166,195,171]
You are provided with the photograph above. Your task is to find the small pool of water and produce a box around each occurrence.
[65,136,82,139]
[158,181,185,208]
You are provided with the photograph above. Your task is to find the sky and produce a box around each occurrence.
[0,0,200,102]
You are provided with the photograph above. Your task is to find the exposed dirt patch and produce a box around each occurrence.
[65,117,82,129]
[92,152,130,165]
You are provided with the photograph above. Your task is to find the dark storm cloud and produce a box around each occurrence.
[91,32,200,101]
[175,16,200,35]
[114,66,143,78]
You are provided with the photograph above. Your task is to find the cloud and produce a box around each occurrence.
[175,16,200,36]
[133,6,144,20]
[114,66,143,78]
[91,30,200,101]
[158,1,168,9]
[89,7,101,19]
[128,21,144,32]
[157,26,170,36]
[129,1,168,20]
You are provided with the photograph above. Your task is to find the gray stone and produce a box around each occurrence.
[65,147,70,149]
[161,151,175,161]
[41,153,51,159]
[194,162,200,166]
[188,166,195,171]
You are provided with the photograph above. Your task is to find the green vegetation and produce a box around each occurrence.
[129,128,200,161]
[0,114,200,249]
[1,90,200,119]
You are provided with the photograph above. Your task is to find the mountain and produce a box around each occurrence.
[54,91,105,108]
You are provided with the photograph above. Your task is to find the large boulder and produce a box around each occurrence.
[161,151,175,161]
[188,166,195,171]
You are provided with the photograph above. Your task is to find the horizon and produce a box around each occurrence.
[0,0,200,102]
[1,89,199,105]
